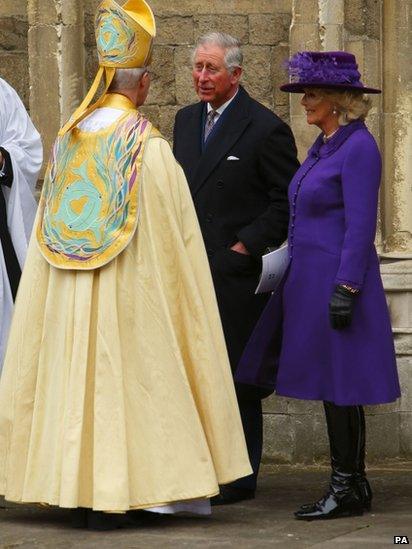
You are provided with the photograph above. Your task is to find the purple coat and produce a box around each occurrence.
[236,120,401,405]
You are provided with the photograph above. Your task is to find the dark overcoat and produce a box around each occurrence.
[236,121,401,405]
[173,86,299,375]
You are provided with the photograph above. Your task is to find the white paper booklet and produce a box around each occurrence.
[255,244,290,294]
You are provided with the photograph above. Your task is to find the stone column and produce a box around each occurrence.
[289,0,344,159]
[380,260,412,460]
[343,0,383,247]
[318,0,344,50]
[381,0,412,258]
[28,0,85,167]
[378,0,412,462]
[289,0,321,160]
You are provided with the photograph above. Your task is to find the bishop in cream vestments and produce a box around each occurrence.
[0,0,251,514]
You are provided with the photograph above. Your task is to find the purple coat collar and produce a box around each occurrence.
[309,120,366,158]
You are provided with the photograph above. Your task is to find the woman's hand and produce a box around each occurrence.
[329,285,357,329]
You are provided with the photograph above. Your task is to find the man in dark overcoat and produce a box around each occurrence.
[173,32,299,504]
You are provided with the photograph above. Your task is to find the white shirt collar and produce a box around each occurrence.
[207,88,239,117]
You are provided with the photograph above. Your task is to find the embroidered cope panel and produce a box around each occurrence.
[37,112,152,269]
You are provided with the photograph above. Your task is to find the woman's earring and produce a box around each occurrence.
[332,107,338,115]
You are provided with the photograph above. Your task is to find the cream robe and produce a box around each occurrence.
[0,124,251,511]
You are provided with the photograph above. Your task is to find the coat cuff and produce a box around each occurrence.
[334,277,362,291]
[236,227,270,258]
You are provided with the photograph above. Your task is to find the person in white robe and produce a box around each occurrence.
[0,0,251,530]
[0,78,42,371]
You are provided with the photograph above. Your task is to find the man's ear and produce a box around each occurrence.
[141,71,150,88]
[231,66,242,84]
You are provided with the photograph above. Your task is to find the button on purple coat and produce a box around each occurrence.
[236,120,401,405]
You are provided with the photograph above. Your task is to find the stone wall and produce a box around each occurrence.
[0,0,411,466]
[0,0,29,108]
[85,0,293,140]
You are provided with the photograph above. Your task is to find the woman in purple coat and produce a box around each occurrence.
[236,51,401,520]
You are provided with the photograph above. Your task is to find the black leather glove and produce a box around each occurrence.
[329,285,357,330]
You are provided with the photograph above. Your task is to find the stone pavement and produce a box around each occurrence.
[1,464,411,548]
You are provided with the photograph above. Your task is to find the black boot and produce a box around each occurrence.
[356,474,372,511]
[298,405,372,514]
[295,402,364,521]
[354,405,372,511]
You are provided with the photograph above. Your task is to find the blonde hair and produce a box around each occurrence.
[311,88,372,125]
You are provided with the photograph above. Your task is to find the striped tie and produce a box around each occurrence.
[204,109,217,142]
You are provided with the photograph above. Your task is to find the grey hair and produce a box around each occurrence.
[192,32,243,73]
[109,67,148,90]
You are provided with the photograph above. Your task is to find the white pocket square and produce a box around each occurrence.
[227,156,240,161]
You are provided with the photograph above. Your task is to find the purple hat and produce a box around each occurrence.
[280,51,381,94]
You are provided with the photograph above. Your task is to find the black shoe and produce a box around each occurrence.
[70,508,88,528]
[87,511,124,531]
[71,509,142,530]
[295,487,364,521]
[211,486,255,506]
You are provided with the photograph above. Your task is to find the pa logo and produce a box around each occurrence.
[394,536,409,544]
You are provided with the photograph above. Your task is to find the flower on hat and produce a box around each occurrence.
[286,52,361,85]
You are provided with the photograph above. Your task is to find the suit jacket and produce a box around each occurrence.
[173,86,299,379]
